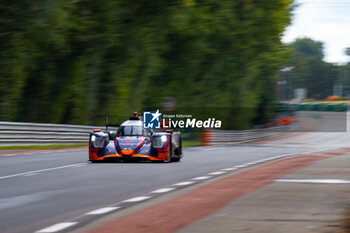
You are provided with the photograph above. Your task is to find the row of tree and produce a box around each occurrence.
[1,1,293,127]
[285,38,350,100]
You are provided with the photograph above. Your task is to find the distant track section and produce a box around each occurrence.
[207,125,291,146]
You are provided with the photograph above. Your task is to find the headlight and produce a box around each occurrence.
[91,136,106,148]
[152,135,168,149]
[161,135,167,142]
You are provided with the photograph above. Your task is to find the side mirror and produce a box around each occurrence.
[108,130,117,140]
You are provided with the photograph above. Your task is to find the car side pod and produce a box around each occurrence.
[89,131,108,162]
[152,133,171,162]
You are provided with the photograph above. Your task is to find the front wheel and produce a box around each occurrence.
[171,157,181,162]
[171,146,182,162]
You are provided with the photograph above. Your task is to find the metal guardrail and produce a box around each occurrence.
[0,121,103,146]
[0,121,291,147]
[208,125,291,146]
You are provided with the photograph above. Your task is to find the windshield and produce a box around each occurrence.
[117,126,143,136]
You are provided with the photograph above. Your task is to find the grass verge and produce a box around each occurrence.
[182,141,203,147]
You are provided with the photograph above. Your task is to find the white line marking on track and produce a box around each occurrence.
[23,173,39,177]
[255,159,269,163]
[173,181,195,186]
[235,164,248,168]
[243,162,254,165]
[123,196,151,203]
[208,171,225,175]
[3,154,16,157]
[222,168,237,171]
[85,207,120,215]
[71,164,86,168]
[151,188,175,193]
[0,163,87,181]
[192,176,211,180]
[276,179,350,184]
[35,222,78,233]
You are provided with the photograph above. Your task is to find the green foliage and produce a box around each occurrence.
[0,0,293,127]
[288,38,341,99]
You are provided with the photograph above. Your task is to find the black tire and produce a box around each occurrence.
[171,157,181,162]
[179,136,182,155]
[171,147,181,162]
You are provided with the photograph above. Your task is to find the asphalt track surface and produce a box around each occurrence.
[0,145,320,233]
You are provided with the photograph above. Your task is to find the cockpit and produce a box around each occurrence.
[117,125,143,136]
[116,120,152,137]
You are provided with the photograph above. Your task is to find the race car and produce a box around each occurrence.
[89,113,182,162]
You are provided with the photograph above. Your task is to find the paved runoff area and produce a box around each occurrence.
[178,151,350,233]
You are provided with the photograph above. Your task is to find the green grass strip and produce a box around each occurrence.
[182,141,203,147]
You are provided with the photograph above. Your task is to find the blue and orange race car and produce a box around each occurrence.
[89,113,183,162]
